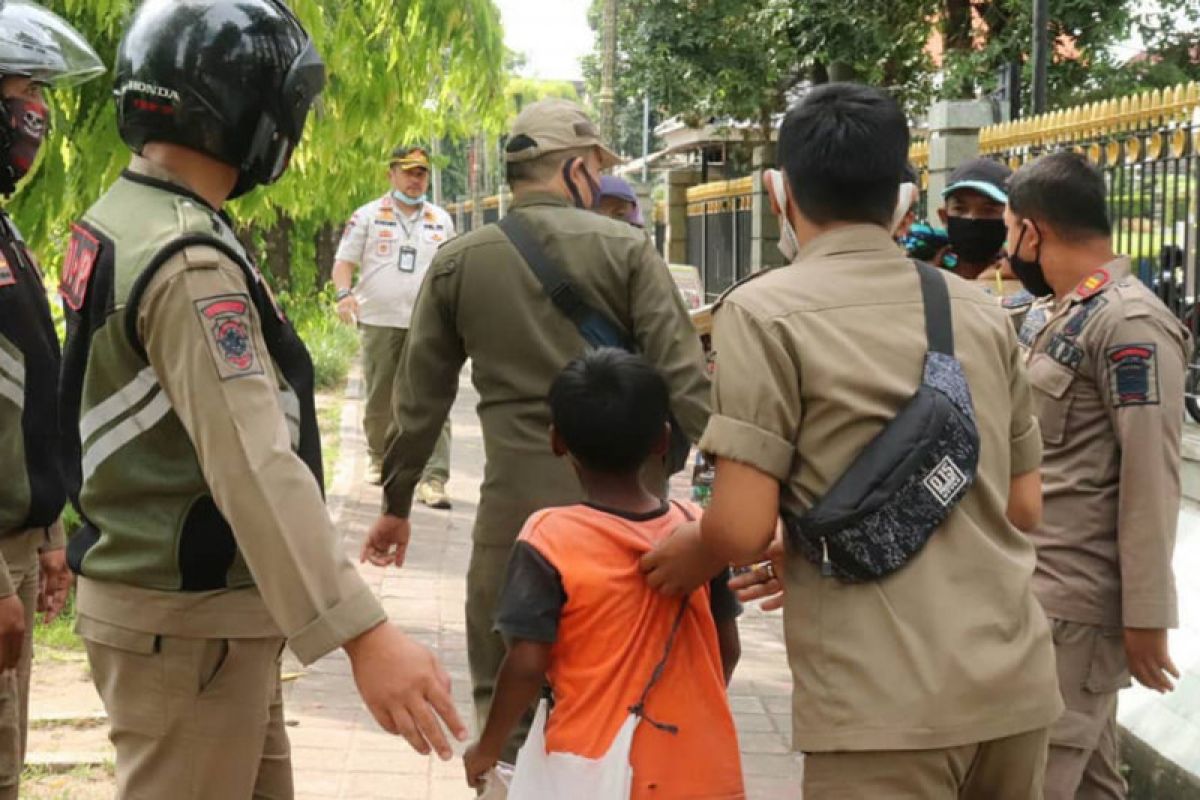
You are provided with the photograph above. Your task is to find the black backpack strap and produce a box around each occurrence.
[499,213,630,349]
[914,260,954,356]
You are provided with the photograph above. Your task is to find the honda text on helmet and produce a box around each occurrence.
[0,0,105,195]
[114,0,326,198]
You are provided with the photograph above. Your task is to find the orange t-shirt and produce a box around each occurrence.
[497,501,745,799]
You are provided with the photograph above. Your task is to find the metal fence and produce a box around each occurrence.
[685,177,755,301]
[980,82,1200,321]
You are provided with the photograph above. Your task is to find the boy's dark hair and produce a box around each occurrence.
[549,348,669,474]
[777,83,909,228]
[1008,151,1112,241]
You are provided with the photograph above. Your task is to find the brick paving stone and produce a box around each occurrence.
[285,367,804,798]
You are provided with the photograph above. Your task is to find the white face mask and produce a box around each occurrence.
[766,169,800,262]
[891,182,918,236]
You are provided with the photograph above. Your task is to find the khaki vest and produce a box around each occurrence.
[59,171,322,591]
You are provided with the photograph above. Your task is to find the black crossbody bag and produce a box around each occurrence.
[783,261,980,582]
[499,213,692,473]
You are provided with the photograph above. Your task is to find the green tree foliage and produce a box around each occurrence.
[9,0,507,292]
[589,0,1199,143]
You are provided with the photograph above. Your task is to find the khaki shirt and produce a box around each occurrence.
[1021,258,1188,630]
[381,193,710,545]
[702,225,1062,752]
[78,161,385,664]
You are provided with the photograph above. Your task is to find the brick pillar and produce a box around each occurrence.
[663,168,700,265]
[926,100,995,219]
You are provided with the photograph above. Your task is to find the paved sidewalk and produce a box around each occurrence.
[284,369,803,799]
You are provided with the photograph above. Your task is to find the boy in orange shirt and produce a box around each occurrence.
[463,349,744,798]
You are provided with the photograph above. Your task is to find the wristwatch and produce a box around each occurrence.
[335,288,352,302]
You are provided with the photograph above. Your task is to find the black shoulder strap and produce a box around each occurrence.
[915,260,954,356]
[498,213,631,350]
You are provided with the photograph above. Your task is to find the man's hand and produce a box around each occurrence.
[728,524,786,611]
[360,515,412,567]
[0,594,25,672]
[336,294,359,325]
[1124,627,1179,693]
[344,622,467,758]
[38,548,72,624]
[463,742,499,790]
[641,520,726,596]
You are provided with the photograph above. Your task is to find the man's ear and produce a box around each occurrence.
[550,425,568,458]
[937,207,949,226]
[649,422,671,458]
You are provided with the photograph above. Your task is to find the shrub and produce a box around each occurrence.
[281,286,360,390]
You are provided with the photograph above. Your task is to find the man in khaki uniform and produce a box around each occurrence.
[673,83,1062,798]
[362,99,711,749]
[59,3,464,796]
[333,146,455,500]
[0,6,103,796]
[1006,152,1188,799]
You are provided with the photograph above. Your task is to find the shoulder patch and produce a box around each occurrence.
[1062,294,1108,337]
[1018,304,1050,349]
[1076,268,1110,300]
[1107,343,1158,407]
[59,224,101,311]
[194,293,263,381]
[1001,289,1034,310]
[0,251,14,287]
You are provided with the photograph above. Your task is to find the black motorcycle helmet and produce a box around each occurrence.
[114,0,326,198]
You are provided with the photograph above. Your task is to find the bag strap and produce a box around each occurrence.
[499,213,631,349]
[914,260,955,357]
[627,500,698,735]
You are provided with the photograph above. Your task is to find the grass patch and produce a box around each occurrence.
[281,287,360,390]
[21,763,114,799]
[316,390,346,481]
[33,590,83,652]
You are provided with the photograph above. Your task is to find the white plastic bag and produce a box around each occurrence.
[478,763,513,800]
[507,699,637,800]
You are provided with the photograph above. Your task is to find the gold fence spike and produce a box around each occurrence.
[1088,142,1103,165]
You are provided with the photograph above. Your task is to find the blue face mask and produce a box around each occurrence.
[392,190,426,207]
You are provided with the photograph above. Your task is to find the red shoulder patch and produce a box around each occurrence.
[59,224,101,311]
[194,293,263,380]
[1075,268,1110,300]
[0,251,14,288]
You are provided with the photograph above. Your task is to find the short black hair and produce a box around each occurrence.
[777,83,909,228]
[1008,151,1112,241]
[548,348,669,474]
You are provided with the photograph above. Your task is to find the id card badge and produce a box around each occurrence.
[398,246,417,273]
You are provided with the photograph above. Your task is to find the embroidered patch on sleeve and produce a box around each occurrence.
[59,225,101,311]
[0,252,15,287]
[194,293,264,381]
[1107,343,1159,407]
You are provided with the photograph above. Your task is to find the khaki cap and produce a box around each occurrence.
[505,99,623,169]
[389,145,430,171]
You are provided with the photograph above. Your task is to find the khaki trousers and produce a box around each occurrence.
[803,727,1050,799]
[81,625,291,800]
[1044,619,1130,799]
[0,530,39,800]
[360,323,450,478]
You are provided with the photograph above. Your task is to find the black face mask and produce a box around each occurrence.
[562,158,600,210]
[0,97,49,196]
[1009,222,1054,297]
[947,216,1007,265]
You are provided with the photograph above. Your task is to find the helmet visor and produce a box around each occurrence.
[278,38,325,140]
[0,0,105,87]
